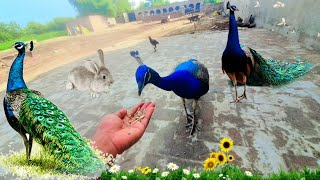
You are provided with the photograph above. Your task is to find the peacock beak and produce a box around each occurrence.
[138,82,144,96]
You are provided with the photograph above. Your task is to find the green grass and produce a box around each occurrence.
[0,31,67,51]
[0,142,107,180]
[100,165,320,180]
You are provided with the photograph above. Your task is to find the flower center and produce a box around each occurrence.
[218,155,224,161]
[208,162,214,168]
[223,142,230,148]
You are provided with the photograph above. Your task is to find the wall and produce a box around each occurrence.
[224,0,320,52]
[135,0,203,22]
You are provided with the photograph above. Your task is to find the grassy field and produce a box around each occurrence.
[0,31,67,51]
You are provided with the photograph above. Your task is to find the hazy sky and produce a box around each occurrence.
[0,0,78,26]
[0,0,184,27]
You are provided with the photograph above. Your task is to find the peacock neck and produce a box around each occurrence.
[226,11,241,49]
[6,49,27,92]
[149,70,173,91]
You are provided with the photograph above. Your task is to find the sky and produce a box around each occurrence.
[0,0,185,27]
[0,0,78,27]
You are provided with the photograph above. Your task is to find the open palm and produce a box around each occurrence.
[92,102,155,157]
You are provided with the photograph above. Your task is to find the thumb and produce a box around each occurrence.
[114,109,127,119]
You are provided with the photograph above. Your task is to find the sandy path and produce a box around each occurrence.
[0,19,191,91]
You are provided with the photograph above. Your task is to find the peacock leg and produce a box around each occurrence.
[154,45,157,52]
[227,72,241,103]
[182,98,192,125]
[28,135,33,160]
[19,132,31,160]
[189,100,200,135]
[239,76,247,100]
[239,83,247,100]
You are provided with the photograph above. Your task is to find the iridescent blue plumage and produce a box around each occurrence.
[130,50,209,135]
[6,42,28,92]
[222,2,313,103]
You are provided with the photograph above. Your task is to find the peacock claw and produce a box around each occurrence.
[230,97,242,103]
[239,93,247,100]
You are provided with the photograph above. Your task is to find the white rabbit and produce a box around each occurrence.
[66,49,114,97]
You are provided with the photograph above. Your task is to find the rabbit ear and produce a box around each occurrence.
[97,49,105,67]
[84,60,99,74]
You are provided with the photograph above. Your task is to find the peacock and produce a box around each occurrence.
[3,41,105,176]
[222,2,313,103]
[130,50,209,135]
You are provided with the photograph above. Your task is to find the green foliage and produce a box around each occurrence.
[24,22,48,35]
[0,16,73,50]
[0,31,67,51]
[46,17,74,32]
[151,0,170,7]
[203,0,222,4]
[68,0,132,17]
[0,22,23,42]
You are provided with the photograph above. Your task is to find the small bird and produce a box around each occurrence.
[130,51,209,135]
[222,2,313,103]
[273,1,285,8]
[317,32,320,38]
[277,18,287,26]
[3,41,105,175]
[148,36,159,52]
[254,1,260,8]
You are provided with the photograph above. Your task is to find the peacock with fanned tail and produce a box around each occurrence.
[130,50,209,135]
[222,2,313,103]
[3,42,105,176]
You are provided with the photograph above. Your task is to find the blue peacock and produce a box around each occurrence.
[130,50,209,135]
[3,42,105,176]
[222,2,314,103]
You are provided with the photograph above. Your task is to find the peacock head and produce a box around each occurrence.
[135,65,154,96]
[13,42,26,51]
[227,2,239,12]
[13,41,34,53]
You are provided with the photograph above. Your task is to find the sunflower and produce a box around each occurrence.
[228,155,235,162]
[203,158,217,171]
[141,166,151,174]
[216,152,227,165]
[219,138,233,152]
[209,152,217,159]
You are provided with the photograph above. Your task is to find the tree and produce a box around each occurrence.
[203,0,222,4]
[151,0,170,7]
[24,22,48,35]
[68,0,132,17]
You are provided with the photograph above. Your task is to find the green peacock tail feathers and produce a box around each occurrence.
[17,89,106,176]
[246,47,314,86]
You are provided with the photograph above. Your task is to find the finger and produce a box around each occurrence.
[140,103,155,127]
[140,101,152,111]
[114,109,127,119]
[129,102,144,115]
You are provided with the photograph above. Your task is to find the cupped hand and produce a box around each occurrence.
[92,102,155,157]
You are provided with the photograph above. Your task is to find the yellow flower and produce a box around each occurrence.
[216,152,227,165]
[141,166,151,174]
[209,152,217,159]
[203,158,217,171]
[220,138,233,152]
[228,155,234,162]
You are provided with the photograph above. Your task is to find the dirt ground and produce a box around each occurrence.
[0,16,227,91]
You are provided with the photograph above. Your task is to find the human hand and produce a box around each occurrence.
[91,102,155,157]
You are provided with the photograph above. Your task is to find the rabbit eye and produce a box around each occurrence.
[103,75,106,79]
